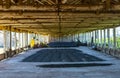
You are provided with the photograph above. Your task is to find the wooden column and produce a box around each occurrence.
[103,29,106,47]
[78,33,80,41]
[92,31,94,44]
[22,32,24,48]
[10,26,12,56]
[89,32,91,43]
[82,33,84,42]
[26,32,28,47]
[3,29,7,58]
[107,28,110,48]
[113,27,116,48]
[100,30,103,47]
[72,34,74,41]
[28,33,30,45]
[88,32,90,43]
[18,30,21,51]
[74,34,76,41]
[14,31,17,50]
[95,30,97,44]
[84,33,86,43]
[97,30,99,44]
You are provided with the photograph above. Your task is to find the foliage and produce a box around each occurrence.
[94,37,120,48]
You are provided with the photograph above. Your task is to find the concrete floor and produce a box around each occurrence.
[0,46,120,78]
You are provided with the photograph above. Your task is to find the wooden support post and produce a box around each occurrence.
[85,33,87,43]
[15,31,17,50]
[88,32,89,43]
[78,33,80,41]
[24,32,27,50]
[97,30,99,44]
[104,29,106,47]
[39,34,41,44]
[87,33,89,43]
[84,33,86,43]
[13,31,17,55]
[100,30,103,47]
[18,31,20,52]
[90,32,92,43]
[28,33,30,45]
[74,34,75,41]
[83,33,84,42]
[92,31,94,44]
[79,34,81,42]
[73,34,76,41]
[99,30,101,46]
[87,33,88,42]
[16,32,19,53]
[72,34,74,41]
[95,31,97,44]
[22,32,23,48]
[24,33,27,48]
[26,33,28,48]
[3,30,7,58]
[113,27,116,48]
[9,26,12,57]
[88,32,90,43]
[90,32,93,46]
[107,28,110,48]
[81,33,83,43]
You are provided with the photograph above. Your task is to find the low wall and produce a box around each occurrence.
[0,47,29,61]
[0,53,5,60]
[92,46,120,59]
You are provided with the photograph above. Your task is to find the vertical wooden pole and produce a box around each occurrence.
[19,30,20,52]
[104,29,106,47]
[97,30,99,44]
[14,30,17,54]
[92,31,94,44]
[9,26,12,57]
[3,29,7,58]
[94,30,97,44]
[107,28,110,48]
[22,32,24,48]
[26,32,28,48]
[100,30,103,47]
[113,27,116,48]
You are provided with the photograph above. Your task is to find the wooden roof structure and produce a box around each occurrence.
[0,0,120,35]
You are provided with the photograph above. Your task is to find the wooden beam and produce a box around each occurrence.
[35,0,44,5]
[106,0,111,10]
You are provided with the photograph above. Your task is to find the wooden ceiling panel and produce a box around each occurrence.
[0,0,120,35]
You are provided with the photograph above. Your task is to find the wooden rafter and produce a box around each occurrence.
[0,0,120,36]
